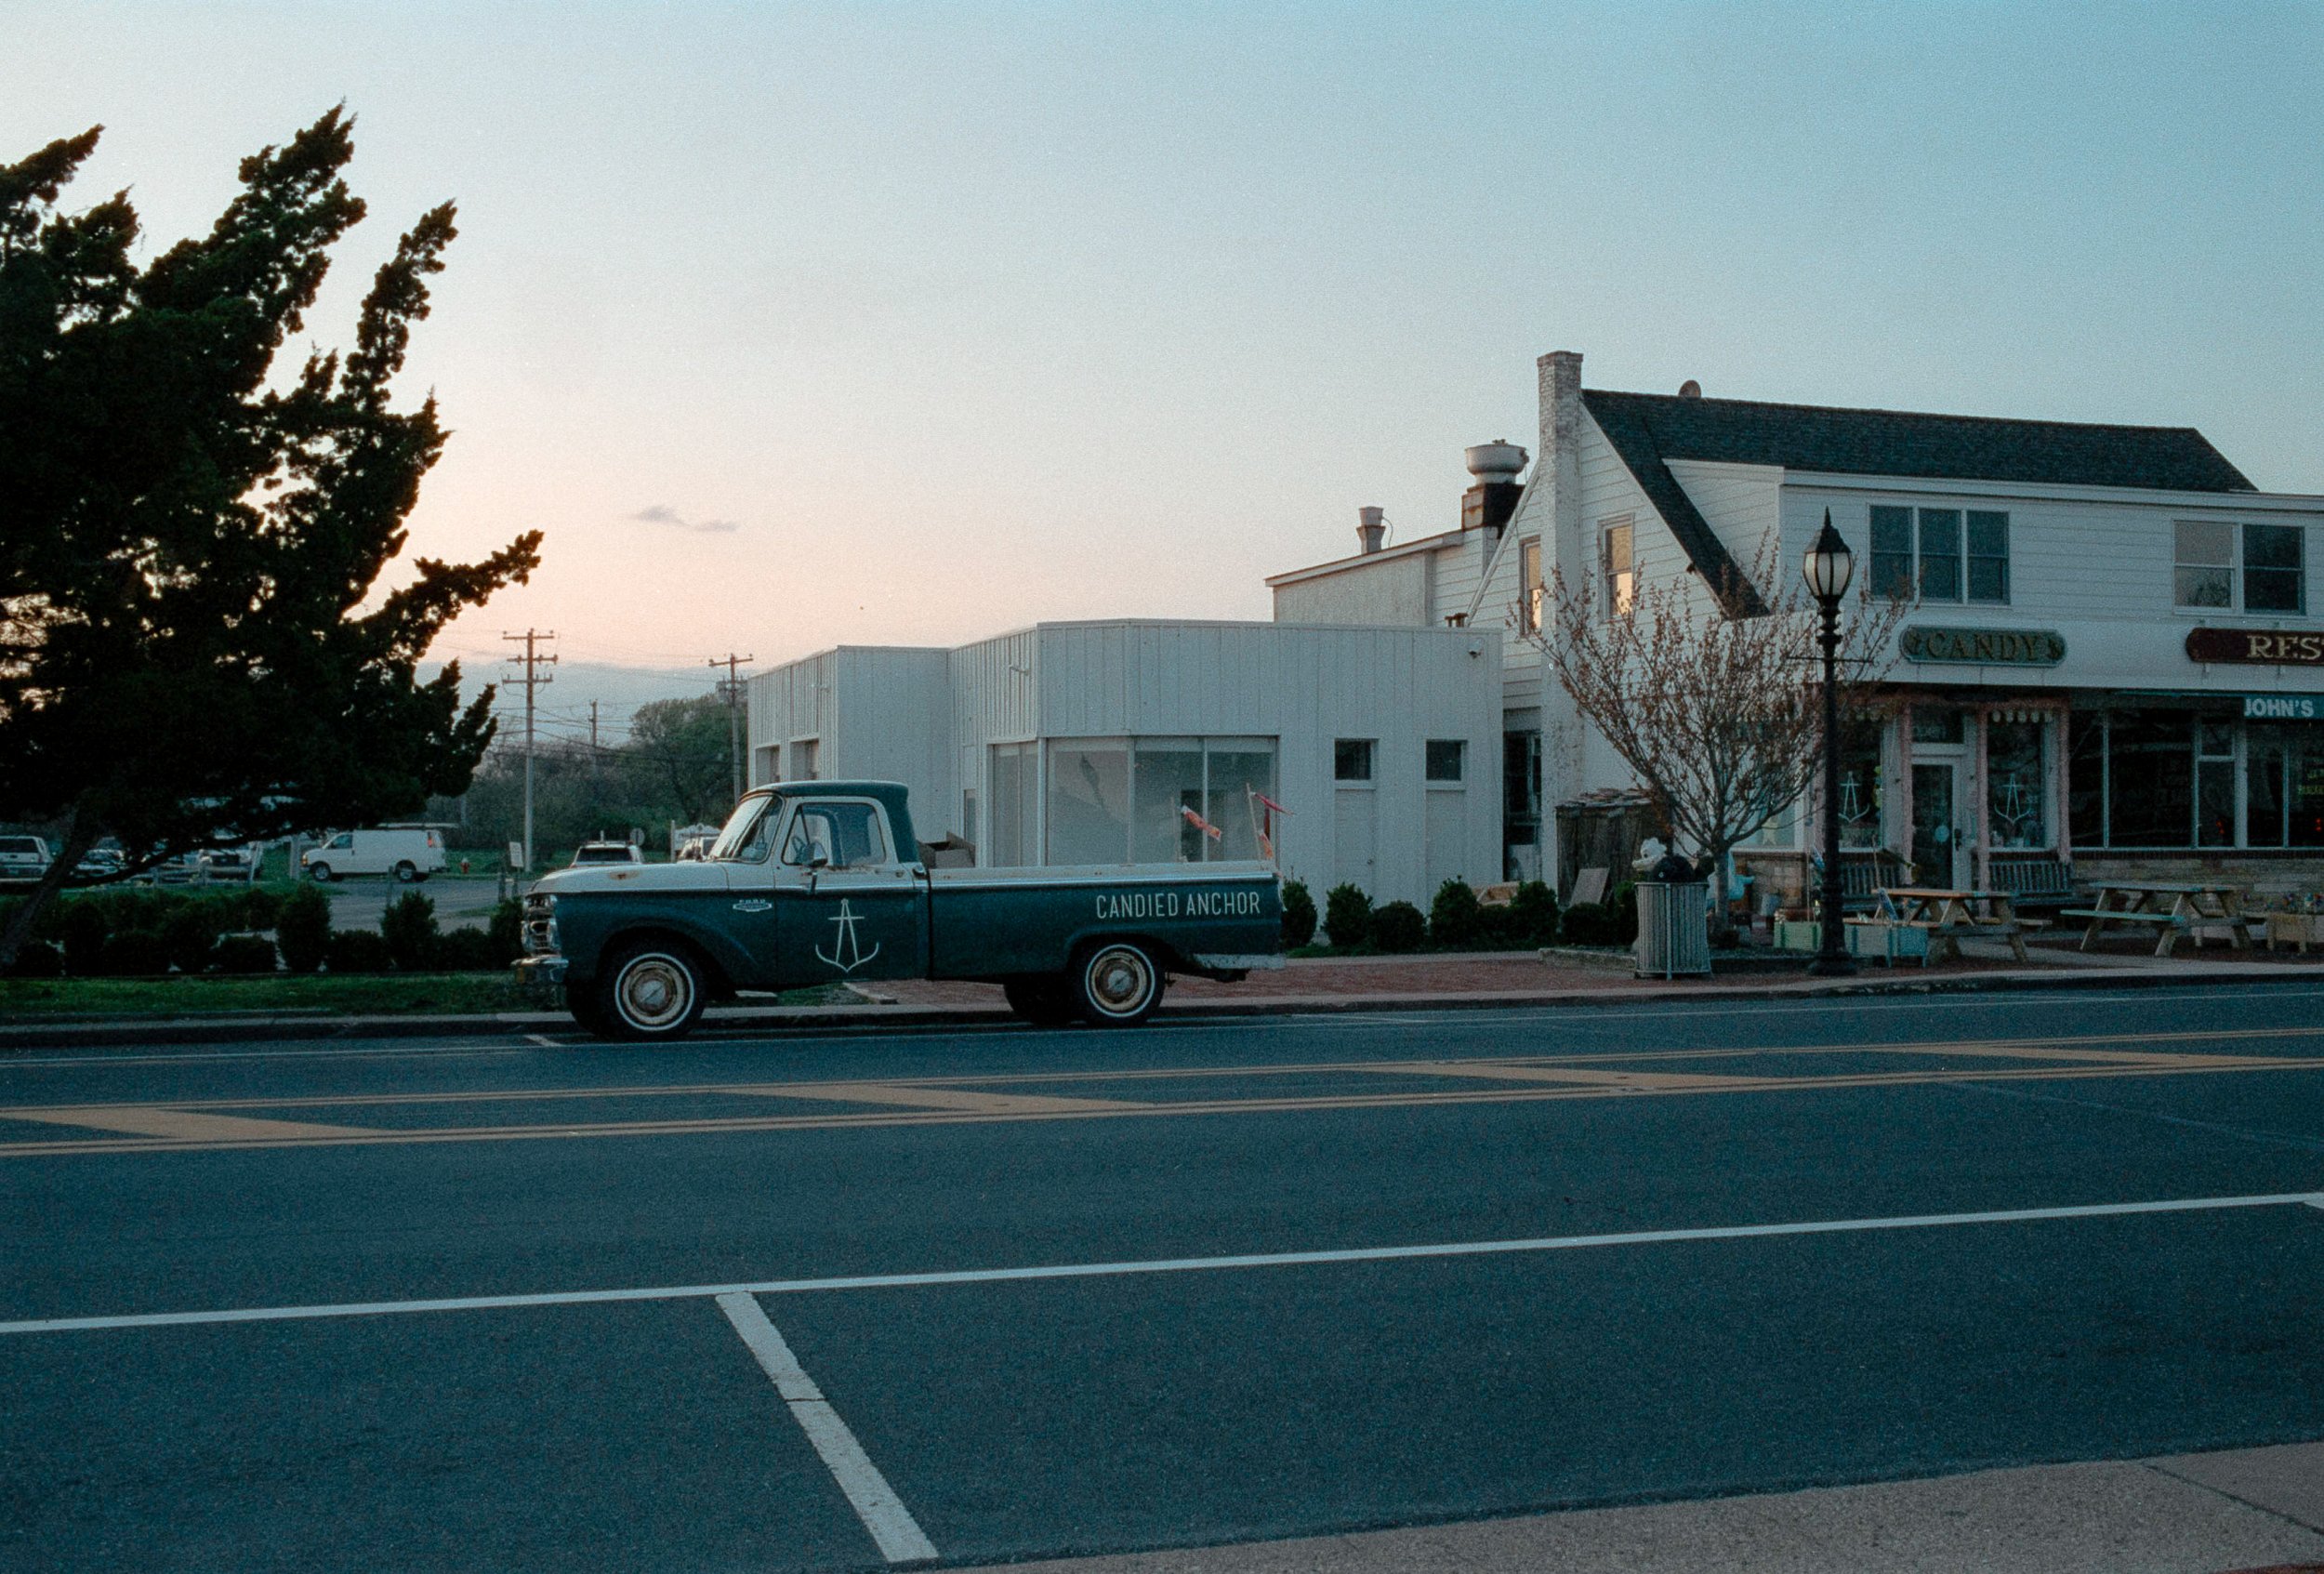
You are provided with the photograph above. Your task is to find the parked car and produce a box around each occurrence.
[197,846,261,883]
[516,781,1283,1040]
[301,827,448,883]
[0,835,51,882]
[73,846,126,880]
[569,841,646,868]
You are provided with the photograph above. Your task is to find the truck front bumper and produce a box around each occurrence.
[512,956,568,995]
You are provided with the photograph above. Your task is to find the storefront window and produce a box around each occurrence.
[1837,724,1883,849]
[1911,708,1964,745]
[2198,722,2236,847]
[988,743,1038,867]
[2249,725,2287,846]
[2106,711,2193,847]
[1986,721,2047,848]
[1044,737,1277,865]
[2068,714,2106,847]
[1046,742,1129,865]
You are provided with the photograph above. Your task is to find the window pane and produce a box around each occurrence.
[1519,539,1543,634]
[1334,738,1374,782]
[1603,523,1633,615]
[1204,747,1276,862]
[2174,566,2233,608]
[1911,708,1964,745]
[2246,522,2303,570]
[2068,714,2106,847]
[2248,569,2304,614]
[2175,520,2233,565]
[2246,524,2304,613]
[988,744,1035,866]
[1045,742,1129,864]
[1130,744,1207,863]
[1837,721,1882,849]
[1869,506,1914,600]
[1918,509,1961,601]
[2248,726,2286,847]
[2198,760,2235,847]
[1987,720,2046,848]
[1425,739,1466,782]
[2106,711,2193,846]
[1966,510,2009,602]
[2294,734,2324,848]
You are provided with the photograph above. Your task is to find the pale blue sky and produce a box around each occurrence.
[8,2,2320,716]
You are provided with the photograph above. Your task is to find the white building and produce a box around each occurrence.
[746,620,1503,906]
[1272,351,2324,902]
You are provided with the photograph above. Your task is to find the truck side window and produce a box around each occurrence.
[783,802,889,869]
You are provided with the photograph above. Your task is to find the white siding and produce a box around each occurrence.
[1272,552,1433,626]
[1666,459,1784,571]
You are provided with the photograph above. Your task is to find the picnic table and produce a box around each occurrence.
[2062,881,2250,958]
[1858,887,2031,964]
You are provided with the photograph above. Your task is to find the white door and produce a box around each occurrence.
[1332,788,1376,896]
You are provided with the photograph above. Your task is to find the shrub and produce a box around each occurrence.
[161,902,225,974]
[59,901,111,976]
[209,934,280,974]
[1371,900,1426,952]
[486,899,524,965]
[8,939,65,978]
[1607,880,1641,944]
[1428,880,1482,948]
[324,929,393,974]
[222,886,284,933]
[1557,902,1612,946]
[1279,880,1317,948]
[381,892,441,972]
[95,930,170,976]
[275,883,331,974]
[1508,880,1560,945]
[434,927,507,972]
[1322,884,1372,950]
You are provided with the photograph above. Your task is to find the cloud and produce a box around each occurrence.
[627,505,739,535]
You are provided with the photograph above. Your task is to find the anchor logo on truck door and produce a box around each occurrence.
[814,899,883,973]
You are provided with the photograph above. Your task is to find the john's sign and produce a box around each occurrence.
[2188,628,2324,666]
[1899,627,2067,666]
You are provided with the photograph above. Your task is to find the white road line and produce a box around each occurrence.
[5,1188,2322,1338]
[525,1034,561,1049]
[0,1043,528,1070]
[717,1292,937,1565]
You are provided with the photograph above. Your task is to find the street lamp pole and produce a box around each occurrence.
[1802,510,1857,978]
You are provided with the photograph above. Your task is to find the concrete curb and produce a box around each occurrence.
[2,963,2318,1052]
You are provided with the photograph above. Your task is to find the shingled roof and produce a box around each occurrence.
[1582,389,2255,616]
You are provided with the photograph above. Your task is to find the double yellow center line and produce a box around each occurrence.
[4,1026,2319,1158]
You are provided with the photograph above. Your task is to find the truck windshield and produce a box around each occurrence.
[706,795,776,864]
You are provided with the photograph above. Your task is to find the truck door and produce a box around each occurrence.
[772,797,929,989]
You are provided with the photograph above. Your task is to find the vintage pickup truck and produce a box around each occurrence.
[515,780,1284,1039]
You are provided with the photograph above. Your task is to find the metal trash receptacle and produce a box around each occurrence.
[1633,879,1712,978]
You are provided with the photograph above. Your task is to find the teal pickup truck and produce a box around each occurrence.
[515,781,1284,1039]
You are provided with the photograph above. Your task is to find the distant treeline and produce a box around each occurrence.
[430,694,736,857]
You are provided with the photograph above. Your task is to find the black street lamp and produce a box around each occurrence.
[1802,509,1857,977]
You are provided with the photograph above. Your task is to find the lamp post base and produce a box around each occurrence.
[1807,951,1858,977]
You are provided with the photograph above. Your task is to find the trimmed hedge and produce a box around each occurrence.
[276,884,331,974]
[1280,880,1317,949]
[210,934,281,974]
[1370,900,1426,953]
[1428,880,1481,947]
[324,929,393,974]
[1322,884,1372,950]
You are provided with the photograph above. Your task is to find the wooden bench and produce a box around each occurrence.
[1987,856,2077,911]
[1813,851,1913,915]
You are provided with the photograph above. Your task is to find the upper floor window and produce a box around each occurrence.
[1601,520,1633,615]
[1334,738,1375,783]
[1425,739,1466,784]
[2175,520,2305,615]
[1869,505,2009,603]
[1517,538,1543,635]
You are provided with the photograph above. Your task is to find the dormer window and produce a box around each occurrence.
[1868,505,2009,604]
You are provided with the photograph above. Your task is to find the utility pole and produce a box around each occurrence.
[588,700,600,751]
[707,653,755,808]
[502,629,557,872]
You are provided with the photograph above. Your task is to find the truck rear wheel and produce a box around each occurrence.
[597,941,707,1041]
[1072,940,1164,1027]
[1003,976,1077,1027]
[393,860,418,883]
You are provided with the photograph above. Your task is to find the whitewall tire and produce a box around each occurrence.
[1072,941,1164,1027]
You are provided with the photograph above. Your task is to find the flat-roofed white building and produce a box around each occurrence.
[747,620,1502,907]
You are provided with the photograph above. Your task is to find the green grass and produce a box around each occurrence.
[0,972,525,1019]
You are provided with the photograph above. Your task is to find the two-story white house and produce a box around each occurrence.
[1271,351,2324,906]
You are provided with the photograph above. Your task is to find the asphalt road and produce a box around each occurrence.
[5,986,2324,1571]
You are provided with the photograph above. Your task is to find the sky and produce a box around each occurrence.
[8,2,2321,740]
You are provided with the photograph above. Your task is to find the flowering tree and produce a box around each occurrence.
[1521,538,1902,938]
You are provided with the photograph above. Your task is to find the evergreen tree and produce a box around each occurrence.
[0,111,540,966]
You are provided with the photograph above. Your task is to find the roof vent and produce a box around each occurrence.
[1464,440,1528,485]
[1678,379,1702,398]
[1356,506,1387,554]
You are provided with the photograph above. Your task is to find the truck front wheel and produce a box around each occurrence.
[597,942,707,1041]
[1072,941,1164,1027]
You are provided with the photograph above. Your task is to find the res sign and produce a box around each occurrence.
[2188,628,2324,666]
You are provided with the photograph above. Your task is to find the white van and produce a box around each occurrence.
[300,827,448,883]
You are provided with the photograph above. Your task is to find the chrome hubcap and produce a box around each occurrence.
[616,954,693,1029]
[1087,946,1154,1015]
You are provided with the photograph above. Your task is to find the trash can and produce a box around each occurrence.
[1634,877,1712,978]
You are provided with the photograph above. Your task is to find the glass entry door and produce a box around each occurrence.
[1911,761,1963,888]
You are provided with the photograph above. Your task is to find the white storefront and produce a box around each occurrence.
[746,620,1503,907]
